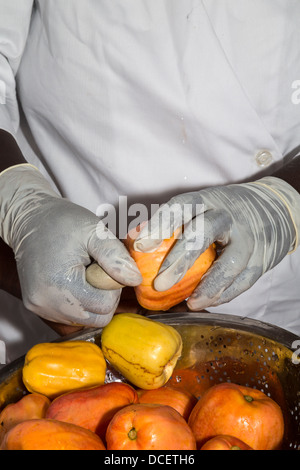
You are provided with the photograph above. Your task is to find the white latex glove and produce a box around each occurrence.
[0,164,142,327]
[134,176,300,311]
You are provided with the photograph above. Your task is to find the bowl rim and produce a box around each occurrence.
[0,311,299,385]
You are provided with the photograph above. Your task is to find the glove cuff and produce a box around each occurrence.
[252,176,300,254]
[0,163,39,177]
[0,164,60,247]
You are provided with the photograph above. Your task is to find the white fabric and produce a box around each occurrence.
[0,0,300,363]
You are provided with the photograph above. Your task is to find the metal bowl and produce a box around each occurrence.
[0,311,299,450]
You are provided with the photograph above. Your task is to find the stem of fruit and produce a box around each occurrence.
[128,428,138,441]
[244,395,254,403]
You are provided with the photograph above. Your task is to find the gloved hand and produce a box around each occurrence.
[0,164,142,327]
[134,176,300,310]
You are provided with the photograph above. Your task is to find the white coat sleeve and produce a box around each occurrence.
[0,0,34,136]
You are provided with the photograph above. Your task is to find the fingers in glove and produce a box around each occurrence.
[154,209,232,292]
[88,222,142,286]
[70,265,122,314]
[25,265,122,328]
[187,235,251,311]
[208,265,263,306]
[134,192,205,253]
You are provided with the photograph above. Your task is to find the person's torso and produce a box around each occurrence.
[10,0,300,345]
[16,0,300,213]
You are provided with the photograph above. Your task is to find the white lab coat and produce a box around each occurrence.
[0,0,300,364]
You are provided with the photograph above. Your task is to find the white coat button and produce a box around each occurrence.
[255,150,273,167]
